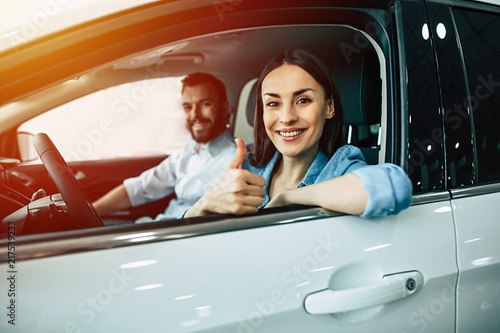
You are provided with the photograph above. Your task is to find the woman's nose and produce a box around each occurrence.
[279,103,298,124]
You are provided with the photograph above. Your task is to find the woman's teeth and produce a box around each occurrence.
[279,130,304,137]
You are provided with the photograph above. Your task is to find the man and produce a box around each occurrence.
[93,72,237,220]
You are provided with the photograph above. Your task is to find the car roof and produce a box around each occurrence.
[6,0,498,54]
[0,0,159,53]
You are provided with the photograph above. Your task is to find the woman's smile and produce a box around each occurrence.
[262,64,334,158]
[276,128,307,139]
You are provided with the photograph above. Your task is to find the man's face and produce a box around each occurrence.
[182,83,227,144]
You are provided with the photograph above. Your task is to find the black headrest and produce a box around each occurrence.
[332,51,381,125]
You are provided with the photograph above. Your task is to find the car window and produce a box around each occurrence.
[403,1,444,192]
[454,8,500,183]
[18,77,192,162]
[4,21,393,233]
[232,30,386,166]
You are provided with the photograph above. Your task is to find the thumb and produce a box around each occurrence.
[228,138,247,169]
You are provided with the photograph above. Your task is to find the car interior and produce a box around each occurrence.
[0,24,386,236]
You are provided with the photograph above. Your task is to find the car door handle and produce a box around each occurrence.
[304,271,423,315]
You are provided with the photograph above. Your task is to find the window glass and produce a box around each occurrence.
[18,77,191,162]
[454,8,500,183]
[426,4,474,188]
[403,2,445,192]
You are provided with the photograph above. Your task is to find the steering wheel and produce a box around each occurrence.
[33,133,103,229]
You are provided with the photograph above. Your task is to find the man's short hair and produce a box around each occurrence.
[181,72,227,103]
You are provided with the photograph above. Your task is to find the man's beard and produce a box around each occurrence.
[188,117,224,144]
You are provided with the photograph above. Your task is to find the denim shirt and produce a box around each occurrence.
[242,145,413,218]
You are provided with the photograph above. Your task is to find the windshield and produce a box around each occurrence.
[0,0,159,53]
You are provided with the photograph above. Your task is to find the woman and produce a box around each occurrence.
[185,49,412,218]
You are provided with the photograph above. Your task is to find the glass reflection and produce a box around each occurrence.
[437,23,447,39]
[422,23,430,40]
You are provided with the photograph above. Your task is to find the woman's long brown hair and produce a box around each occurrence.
[249,49,344,167]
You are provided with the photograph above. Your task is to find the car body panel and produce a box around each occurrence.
[452,190,500,332]
[429,2,500,331]
[1,203,457,332]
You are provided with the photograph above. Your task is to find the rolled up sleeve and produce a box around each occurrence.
[123,157,176,207]
[322,146,413,218]
[352,163,413,217]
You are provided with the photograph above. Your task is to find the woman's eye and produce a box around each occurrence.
[266,101,279,108]
[297,97,311,104]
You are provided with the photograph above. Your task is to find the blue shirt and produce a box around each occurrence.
[242,145,413,217]
[124,131,237,219]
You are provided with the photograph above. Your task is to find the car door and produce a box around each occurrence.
[1,205,457,333]
[433,3,500,332]
[1,1,460,332]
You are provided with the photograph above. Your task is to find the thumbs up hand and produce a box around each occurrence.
[228,137,248,169]
[184,138,266,217]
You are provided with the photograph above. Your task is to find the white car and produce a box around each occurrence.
[1,0,499,332]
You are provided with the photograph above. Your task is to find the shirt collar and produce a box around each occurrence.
[300,150,329,186]
[192,130,232,157]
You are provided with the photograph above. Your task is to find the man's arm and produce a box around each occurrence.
[93,184,132,217]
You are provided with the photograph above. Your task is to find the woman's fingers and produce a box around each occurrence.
[221,205,259,216]
[243,171,267,187]
[229,168,266,187]
[242,184,266,197]
[191,138,267,216]
[240,194,264,207]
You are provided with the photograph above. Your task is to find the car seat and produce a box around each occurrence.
[332,50,382,164]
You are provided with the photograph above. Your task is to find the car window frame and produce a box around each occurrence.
[1,2,411,241]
